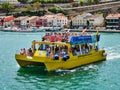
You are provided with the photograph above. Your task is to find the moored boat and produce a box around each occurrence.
[15,31,107,71]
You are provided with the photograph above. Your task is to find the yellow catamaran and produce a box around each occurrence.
[15,32,107,71]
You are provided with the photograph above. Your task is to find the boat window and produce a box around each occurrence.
[71,44,91,55]
[38,44,49,50]
[71,45,80,56]
[35,44,39,50]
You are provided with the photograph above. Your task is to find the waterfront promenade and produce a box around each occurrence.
[68,29,120,33]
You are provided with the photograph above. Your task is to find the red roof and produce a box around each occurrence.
[106,14,120,18]
[4,16,14,22]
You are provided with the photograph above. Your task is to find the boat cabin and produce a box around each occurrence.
[26,34,100,61]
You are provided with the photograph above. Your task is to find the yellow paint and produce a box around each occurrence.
[15,41,107,71]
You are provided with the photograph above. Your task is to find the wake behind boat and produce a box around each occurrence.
[15,30,107,71]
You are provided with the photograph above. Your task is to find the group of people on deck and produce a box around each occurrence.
[20,48,26,55]
[71,44,92,56]
[19,28,91,57]
[20,48,33,56]
[42,29,88,43]
[43,44,68,59]
[42,32,69,43]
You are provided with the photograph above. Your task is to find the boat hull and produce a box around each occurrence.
[15,50,106,71]
[15,54,45,67]
[44,50,106,71]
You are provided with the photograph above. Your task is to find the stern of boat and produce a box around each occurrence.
[15,54,45,67]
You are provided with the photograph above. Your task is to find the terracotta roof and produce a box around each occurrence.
[4,16,14,22]
[106,14,120,18]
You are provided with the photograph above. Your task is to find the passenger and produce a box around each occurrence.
[23,48,26,55]
[50,33,56,42]
[57,33,62,42]
[95,45,98,51]
[20,49,24,55]
[71,32,75,36]
[85,44,89,53]
[81,45,86,54]
[75,33,78,36]
[49,51,53,58]
[61,49,66,55]
[75,45,80,54]
[27,48,33,56]
[90,45,92,50]
[45,33,50,41]
[81,28,87,36]
[55,45,59,54]
[43,33,48,41]
[46,47,51,58]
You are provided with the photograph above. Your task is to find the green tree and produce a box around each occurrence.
[26,4,32,11]
[31,0,40,3]
[86,20,90,28]
[48,6,57,13]
[0,5,2,9]
[33,2,41,10]
[47,0,53,3]
[79,0,84,6]
[87,0,93,5]
[104,19,107,27]
[1,2,14,15]
[71,2,79,7]
[40,0,44,3]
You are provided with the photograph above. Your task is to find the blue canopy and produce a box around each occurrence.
[68,35,100,45]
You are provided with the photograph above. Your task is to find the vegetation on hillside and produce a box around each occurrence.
[0,2,14,15]
[13,10,46,17]
[48,6,67,15]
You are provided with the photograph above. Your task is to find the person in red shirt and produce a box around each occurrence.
[57,33,62,42]
[50,33,56,42]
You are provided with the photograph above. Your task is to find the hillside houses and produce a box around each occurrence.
[0,13,119,30]
[71,13,104,29]
[106,14,120,30]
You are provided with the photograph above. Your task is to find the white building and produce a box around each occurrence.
[41,13,68,28]
[71,13,104,29]
[106,14,120,30]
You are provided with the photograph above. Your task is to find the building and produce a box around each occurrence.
[25,16,39,28]
[55,13,68,27]
[36,13,68,28]
[71,13,104,29]
[71,13,92,29]
[106,14,120,30]
[36,17,47,27]
[0,15,15,27]
[14,16,29,28]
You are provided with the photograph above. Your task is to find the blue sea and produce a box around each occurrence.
[0,31,120,90]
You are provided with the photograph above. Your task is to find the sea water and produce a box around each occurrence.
[0,31,120,90]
